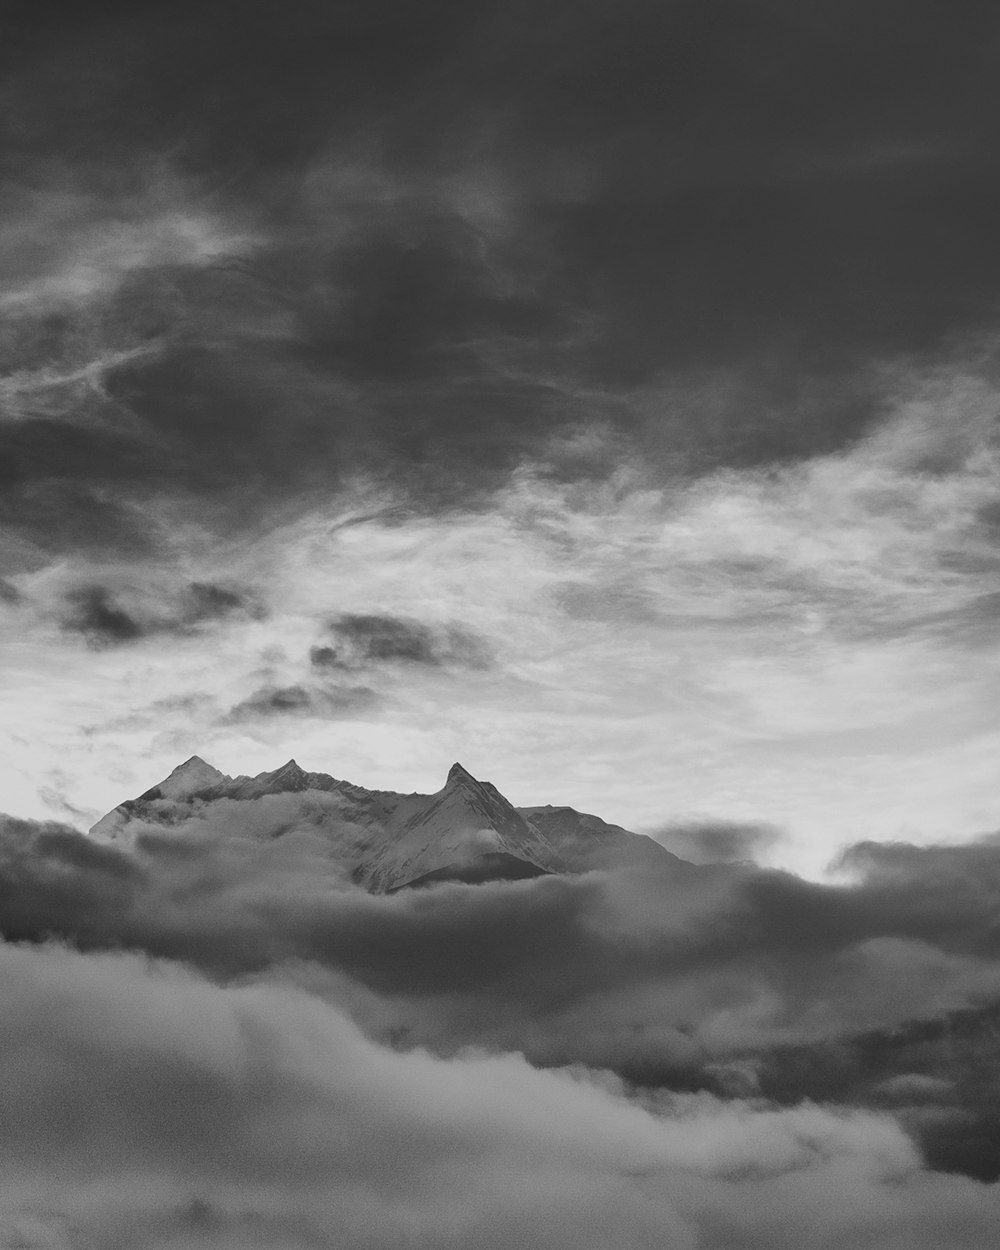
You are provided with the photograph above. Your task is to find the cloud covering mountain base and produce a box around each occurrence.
[4,802,1000,1245]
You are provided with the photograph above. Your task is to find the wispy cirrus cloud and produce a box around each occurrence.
[2,344,998,870]
[0,180,256,313]
[60,580,263,646]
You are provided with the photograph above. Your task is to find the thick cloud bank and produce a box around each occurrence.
[1,935,998,1250]
[4,808,1000,1243]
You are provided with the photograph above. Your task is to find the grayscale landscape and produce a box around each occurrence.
[2,2,1000,1246]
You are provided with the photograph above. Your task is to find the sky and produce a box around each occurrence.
[4,3,1000,1246]
[3,1,1000,876]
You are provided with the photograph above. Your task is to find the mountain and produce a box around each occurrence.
[88,755,687,891]
[521,805,682,873]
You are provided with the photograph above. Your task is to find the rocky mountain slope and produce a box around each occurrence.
[89,755,686,891]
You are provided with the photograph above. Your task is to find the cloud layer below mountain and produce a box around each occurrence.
[6,805,1000,1203]
[10,935,992,1250]
[6,802,1000,1245]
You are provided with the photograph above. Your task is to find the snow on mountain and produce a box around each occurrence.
[88,756,683,890]
[88,754,230,841]
[521,805,688,873]
[359,763,560,893]
[155,755,230,799]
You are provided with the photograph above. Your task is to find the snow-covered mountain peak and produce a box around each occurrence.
[88,754,687,890]
[357,763,560,893]
[178,754,211,771]
[267,759,309,786]
[270,755,308,775]
[438,763,517,813]
[144,755,229,800]
[89,754,230,840]
[446,761,475,785]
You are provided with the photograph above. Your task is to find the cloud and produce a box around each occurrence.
[3,933,1000,1250]
[63,585,142,643]
[10,782,1000,1236]
[3,3,1000,1234]
[4,0,1000,573]
[222,683,378,723]
[0,187,255,314]
[8,805,1000,1186]
[61,580,262,646]
[315,613,493,670]
[654,820,782,865]
[2,349,997,863]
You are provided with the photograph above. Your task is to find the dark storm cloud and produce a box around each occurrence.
[4,1,1000,563]
[308,646,341,669]
[756,997,1000,1181]
[65,585,142,643]
[0,815,141,945]
[61,579,262,646]
[655,820,782,865]
[330,615,442,665]
[186,581,253,619]
[222,682,379,722]
[314,613,493,670]
[8,806,1000,1148]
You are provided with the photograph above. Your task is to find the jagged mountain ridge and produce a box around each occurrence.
[89,755,685,891]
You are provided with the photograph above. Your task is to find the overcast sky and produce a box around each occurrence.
[2,0,1000,876]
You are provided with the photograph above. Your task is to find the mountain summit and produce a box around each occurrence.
[89,757,684,891]
[359,761,559,892]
